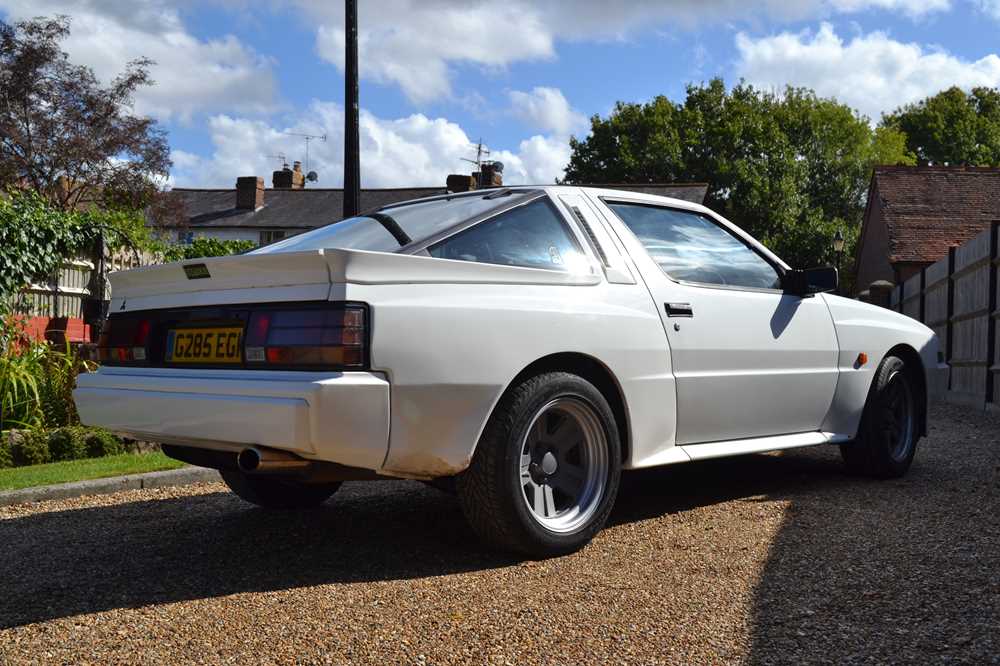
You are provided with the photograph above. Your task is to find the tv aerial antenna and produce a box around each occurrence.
[267,153,288,168]
[283,132,327,175]
[461,138,490,171]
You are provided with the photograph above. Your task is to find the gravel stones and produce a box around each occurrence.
[0,403,996,664]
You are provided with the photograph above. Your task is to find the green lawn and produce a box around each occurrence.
[0,452,185,492]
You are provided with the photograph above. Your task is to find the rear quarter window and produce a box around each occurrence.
[428,198,588,272]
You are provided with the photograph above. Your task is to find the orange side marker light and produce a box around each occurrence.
[857,352,868,366]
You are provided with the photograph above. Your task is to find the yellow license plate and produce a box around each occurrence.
[167,327,243,364]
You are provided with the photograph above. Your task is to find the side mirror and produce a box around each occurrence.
[783,266,838,296]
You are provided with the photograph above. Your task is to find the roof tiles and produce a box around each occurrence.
[172,184,709,230]
[873,166,1000,264]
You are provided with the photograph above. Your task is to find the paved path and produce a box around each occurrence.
[0,467,219,507]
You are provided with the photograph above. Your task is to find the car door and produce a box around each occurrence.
[595,198,839,445]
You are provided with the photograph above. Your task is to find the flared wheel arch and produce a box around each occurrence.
[857,344,928,440]
[481,353,632,468]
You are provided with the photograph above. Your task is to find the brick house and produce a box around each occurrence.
[169,163,708,247]
[168,163,446,247]
[855,165,1000,293]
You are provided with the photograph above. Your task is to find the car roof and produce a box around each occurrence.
[385,184,712,216]
[539,185,711,214]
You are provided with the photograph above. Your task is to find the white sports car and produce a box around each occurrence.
[74,186,945,556]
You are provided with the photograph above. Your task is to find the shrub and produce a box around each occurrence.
[47,426,87,461]
[36,343,93,428]
[11,430,50,466]
[0,319,44,430]
[0,438,12,468]
[1,322,95,432]
[84,428,124,457]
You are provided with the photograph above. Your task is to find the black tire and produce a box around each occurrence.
[456,372,622,558]
[840,354,920,478]
[220,470,341,509]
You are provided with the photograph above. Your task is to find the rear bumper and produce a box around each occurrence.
[73,367,390,472]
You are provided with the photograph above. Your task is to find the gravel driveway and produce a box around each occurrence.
[1,403,997,664]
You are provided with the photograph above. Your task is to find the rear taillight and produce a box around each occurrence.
[98,317,151,363]
[245,305,367,369]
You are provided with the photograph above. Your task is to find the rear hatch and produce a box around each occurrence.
[102,250,367,372]
[100,245,600,372]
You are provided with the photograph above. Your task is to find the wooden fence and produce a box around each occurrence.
[890,221,1000,409]
[20,258,95,320]
[8,243,161,343]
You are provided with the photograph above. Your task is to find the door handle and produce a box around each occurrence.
[665,302,693,317]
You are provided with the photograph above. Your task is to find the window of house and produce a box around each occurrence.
[427,198,588,272]
[606,202,781,289]
[260,230,287,246]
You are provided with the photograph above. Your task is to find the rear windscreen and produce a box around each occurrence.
[252,191,534,254]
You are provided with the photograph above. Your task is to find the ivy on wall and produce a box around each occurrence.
[0,190,154,306]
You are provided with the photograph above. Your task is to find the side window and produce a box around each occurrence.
[606,202,781,289]
[428,198,588,272]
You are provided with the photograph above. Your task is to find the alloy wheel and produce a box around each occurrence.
[519,397,609,533]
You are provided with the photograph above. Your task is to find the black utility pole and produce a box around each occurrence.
[343,0,361,218]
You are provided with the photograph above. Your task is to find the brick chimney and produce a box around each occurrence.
[446,174,477,192]
[235,176,264,210]
[478,162,503,188]
[273,161,306,189]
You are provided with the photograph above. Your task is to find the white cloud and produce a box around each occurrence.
[297,0,956,104]
[827,0,951,16]
[0,0,278,121]
[508,87,587,136]
[977,0,1000,18]
[493,135,574,185]
[307,1,555,104]
[170,102,571,189]
[734,22,1000,121]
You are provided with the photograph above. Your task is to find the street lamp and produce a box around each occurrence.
[833,229,845,294]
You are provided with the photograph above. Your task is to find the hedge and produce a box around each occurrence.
[0,427,125,469]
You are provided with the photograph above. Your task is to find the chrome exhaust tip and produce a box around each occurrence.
[237,446,312,474]
[236,447,263,473]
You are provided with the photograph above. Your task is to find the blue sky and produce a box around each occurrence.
[3,1,1000,188]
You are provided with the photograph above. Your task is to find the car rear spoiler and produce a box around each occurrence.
[109,248,601,312]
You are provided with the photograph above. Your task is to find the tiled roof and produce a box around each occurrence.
[170,187,445,229]
[872,166,1000,263]
[171,184,709,230]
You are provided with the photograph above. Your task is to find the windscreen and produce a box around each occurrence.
[252,190,534,254]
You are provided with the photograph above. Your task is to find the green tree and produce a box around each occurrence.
[565,79,914,272]
[0,16,177,223]
[882,86,1000,166]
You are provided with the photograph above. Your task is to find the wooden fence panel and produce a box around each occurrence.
[92,247,163,303]
[882,222,1000,410]
[992,227,1000,405]
[18,258,94,319]
[902,272,922,320]
[925,257,950,357]
[949,228,993,404]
